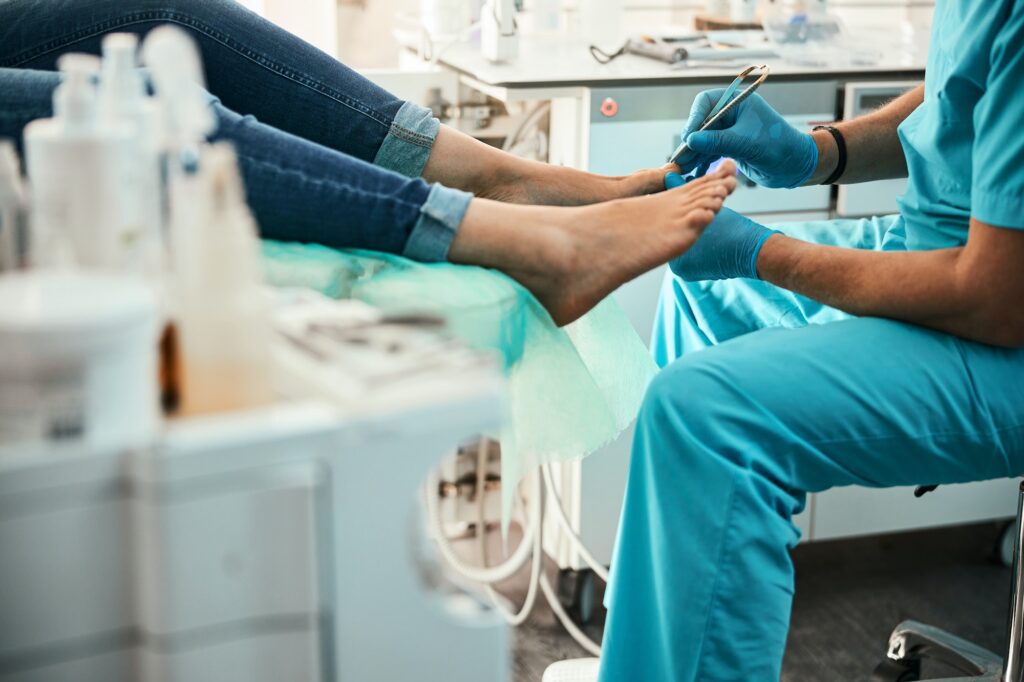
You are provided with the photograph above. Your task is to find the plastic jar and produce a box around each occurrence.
[0,270,159,452]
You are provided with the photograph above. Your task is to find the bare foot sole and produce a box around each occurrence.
[450,161,738,326]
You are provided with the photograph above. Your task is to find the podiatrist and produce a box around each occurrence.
[598,0,1024,680]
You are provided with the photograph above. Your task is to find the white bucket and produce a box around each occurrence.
[0,270,159,452]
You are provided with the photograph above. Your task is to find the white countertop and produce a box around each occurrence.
[429,32,928,92]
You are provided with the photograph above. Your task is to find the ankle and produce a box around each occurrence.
[473,160,531,203]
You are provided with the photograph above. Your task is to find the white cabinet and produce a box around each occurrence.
[1,396,510,682]
[0,451,135,682]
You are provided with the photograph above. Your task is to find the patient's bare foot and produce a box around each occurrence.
[481,161,680,206]
[449,162,737,326]
[423,126,679,207]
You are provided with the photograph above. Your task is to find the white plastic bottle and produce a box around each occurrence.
[175,144,274,416]
[0,141,26,272]
[140,25,219,415]
[141,25,216,165]
[24,54,137,270]
[97,32,165,280]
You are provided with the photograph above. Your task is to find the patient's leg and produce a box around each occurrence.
[0,67,734,326]
[424,126,673,207]
[218,93,736,325]
[0,0,671,207]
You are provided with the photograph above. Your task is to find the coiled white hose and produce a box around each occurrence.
[425,451,609,656]
[541,464,610,584]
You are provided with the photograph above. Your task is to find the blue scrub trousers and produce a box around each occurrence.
[598,216,1024,682]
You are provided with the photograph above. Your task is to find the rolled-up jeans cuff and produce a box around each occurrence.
[403,184,472,262]
[373,101,440,178]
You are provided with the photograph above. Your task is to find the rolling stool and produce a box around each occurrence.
[871,482,1024,682]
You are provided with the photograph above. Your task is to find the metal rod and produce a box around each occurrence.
[1003,481,1024,682]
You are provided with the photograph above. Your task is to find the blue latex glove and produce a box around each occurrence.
[664,194,778,281]
[676,90,818,189]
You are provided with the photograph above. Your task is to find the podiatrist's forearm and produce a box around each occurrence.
[756,220,1024,347]
[805,85,924,186]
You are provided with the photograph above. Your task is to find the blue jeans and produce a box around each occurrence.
[0,0,470,261]
[598,215,1024,681]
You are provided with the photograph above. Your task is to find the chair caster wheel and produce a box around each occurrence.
[995,518,1017,568]
[871,658,921,682]
[556,568,596,625]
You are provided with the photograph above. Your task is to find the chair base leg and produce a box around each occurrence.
[874,620,1003,681]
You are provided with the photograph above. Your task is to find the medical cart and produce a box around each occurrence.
[0,364,509,682]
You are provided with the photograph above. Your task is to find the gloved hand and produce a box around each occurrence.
[675,90,818,189]
[663,193,778,281]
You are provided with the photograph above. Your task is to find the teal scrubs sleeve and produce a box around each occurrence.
[971,2,1024,229]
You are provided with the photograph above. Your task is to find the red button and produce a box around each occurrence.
[600,98,618,117]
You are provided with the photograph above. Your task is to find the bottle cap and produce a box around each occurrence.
[54,53,101,129]
[99,33,146,120]
[141,26,217,147]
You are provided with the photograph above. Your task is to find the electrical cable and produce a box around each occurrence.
[589,42,628,64]
[484,480,543,625]
[424,20,483,68]
[426,445,613,655]
[426,465,538,584]
[476,436,490,568]
[539,572,602,656]
[541,464,610,583]
[502,101,551,153]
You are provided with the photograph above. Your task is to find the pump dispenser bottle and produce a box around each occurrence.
[176,145,273,416]
[24,54,136,270]
[97,33,164,279]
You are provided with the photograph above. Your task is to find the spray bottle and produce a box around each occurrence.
[141,27,274,415]
[140,26,218,414]
[175,144,274,416]
[23,54,137,270]
[0,141,27,272]
[141,25,216,174]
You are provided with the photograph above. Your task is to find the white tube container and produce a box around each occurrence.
[0,270,159,451]
[24,54,138,271]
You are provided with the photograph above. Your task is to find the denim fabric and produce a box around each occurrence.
[0,66,469,260]
[0,0,440,173]
[404,184,472,262]
[0,0,468,260]
[0,0,464,260]
[374,101,440,178]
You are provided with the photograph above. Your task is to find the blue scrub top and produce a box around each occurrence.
[896,0,1024,250]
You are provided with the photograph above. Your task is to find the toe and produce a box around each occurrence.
[715,159,738,176]
[685,208,716,230]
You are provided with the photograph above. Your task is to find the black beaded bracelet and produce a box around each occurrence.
[813,125,847,186]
